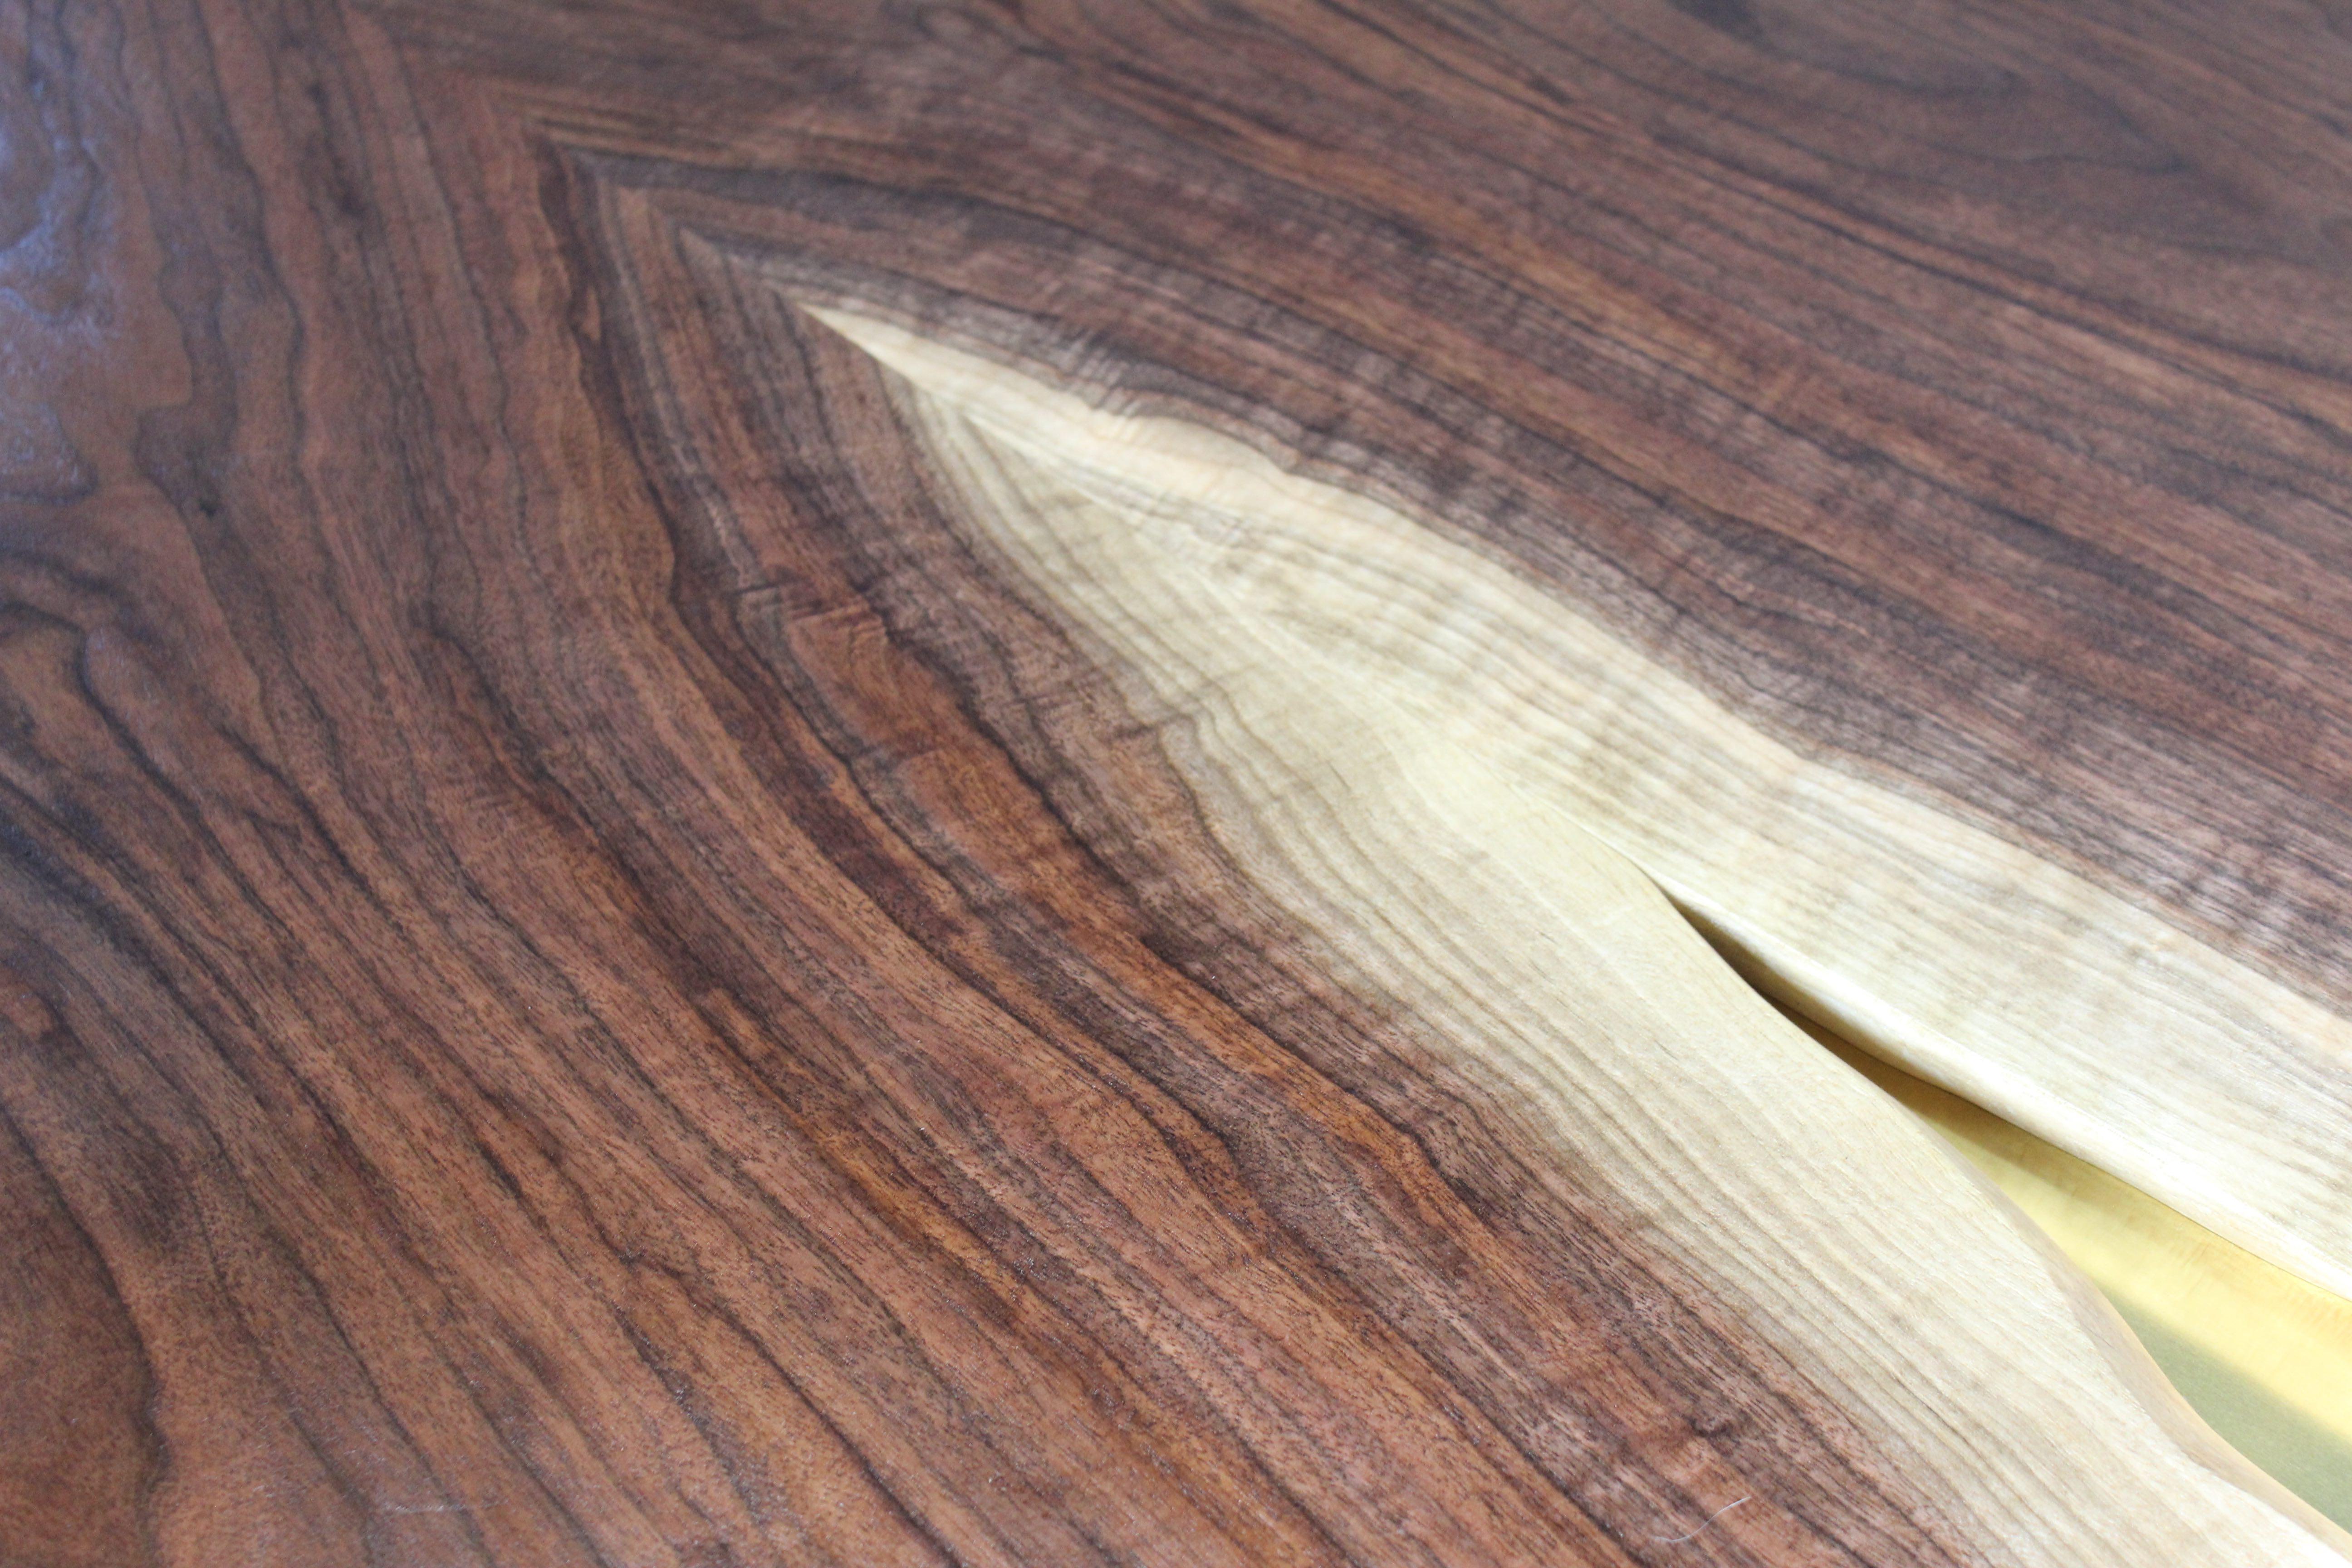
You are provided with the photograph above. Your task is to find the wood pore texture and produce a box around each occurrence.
[4,0,2352,1564]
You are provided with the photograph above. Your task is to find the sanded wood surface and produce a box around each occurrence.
[5,0,2352,1563]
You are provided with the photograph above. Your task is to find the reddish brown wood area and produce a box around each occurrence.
[5,0,2352,1563]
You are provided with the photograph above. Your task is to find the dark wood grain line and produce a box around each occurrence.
[0,1079,161,1568]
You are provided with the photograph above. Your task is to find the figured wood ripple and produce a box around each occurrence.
[6,0,2352,1561]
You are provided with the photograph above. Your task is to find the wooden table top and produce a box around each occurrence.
[5,1,2351,1563]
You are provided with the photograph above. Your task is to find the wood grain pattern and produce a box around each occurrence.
[794,303,2346,1559]
[809,297,2352,1295]
[5,0,2352,1560]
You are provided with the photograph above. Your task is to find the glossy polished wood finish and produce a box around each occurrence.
[5,0,2352,1563]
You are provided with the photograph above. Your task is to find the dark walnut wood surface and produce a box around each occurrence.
[6,0,2352,1564]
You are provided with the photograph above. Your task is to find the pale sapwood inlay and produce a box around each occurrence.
[814,303,2351,1563]
[814,307,2352,1303]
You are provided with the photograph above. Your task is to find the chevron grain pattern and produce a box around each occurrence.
[4,0,2352,1563]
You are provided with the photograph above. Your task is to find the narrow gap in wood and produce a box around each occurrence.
[1671,896,2352,1531]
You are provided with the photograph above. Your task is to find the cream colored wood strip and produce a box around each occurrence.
[807,306,2352,1308]
[802,306,2352,1563]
